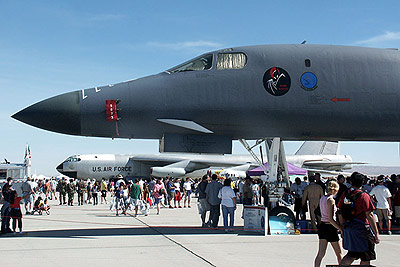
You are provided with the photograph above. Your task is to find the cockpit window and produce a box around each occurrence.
[216,53,247,70]
[65,156,81,163]
[167,54,213,73]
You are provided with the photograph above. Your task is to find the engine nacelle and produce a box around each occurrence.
[150,167,186,177]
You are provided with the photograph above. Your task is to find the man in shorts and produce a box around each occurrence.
[338,172,380,266]
[21,177,34,215]
[130,179,142,216]
[369,175,393,234]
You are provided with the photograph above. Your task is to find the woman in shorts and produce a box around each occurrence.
[153,179,165,215]
[314,180,342,267]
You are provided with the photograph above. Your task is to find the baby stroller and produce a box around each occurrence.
[32,196,50,215]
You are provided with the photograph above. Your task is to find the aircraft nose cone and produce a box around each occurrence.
[56,163,63,172]
[56,162,77,178]
[12,91,81,135]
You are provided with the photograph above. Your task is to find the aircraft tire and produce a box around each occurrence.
[269,206,296,225]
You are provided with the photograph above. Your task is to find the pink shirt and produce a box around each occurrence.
[153,183,165,199]
[320,195,336,223]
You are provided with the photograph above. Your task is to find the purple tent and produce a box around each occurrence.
[248,162,307,176]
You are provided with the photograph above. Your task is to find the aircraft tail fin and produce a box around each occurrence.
[295,141,339,155]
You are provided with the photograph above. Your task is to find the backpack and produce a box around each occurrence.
[7,189,16,205]
[341,190,363,221]
[159,188,166,195]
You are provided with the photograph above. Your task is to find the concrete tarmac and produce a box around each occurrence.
[1,197,398,267]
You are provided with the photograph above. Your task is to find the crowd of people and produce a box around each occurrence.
[2,170,399,265]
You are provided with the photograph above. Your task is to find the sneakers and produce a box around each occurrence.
[388,230,392,235]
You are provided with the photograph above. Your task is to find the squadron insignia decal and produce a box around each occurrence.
[300,72,318,91]
[263,67,291,96]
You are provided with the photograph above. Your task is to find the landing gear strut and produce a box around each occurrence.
[239,138,295,233]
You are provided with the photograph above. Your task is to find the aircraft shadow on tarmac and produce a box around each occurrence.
[1,226,252,239]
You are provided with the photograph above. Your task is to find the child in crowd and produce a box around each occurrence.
[9,190,32,234]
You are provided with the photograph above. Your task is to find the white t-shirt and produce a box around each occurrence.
[218,186,236,207]
[123,189,129,198]
[116,179,125,188]
[184,181,192,191]
[174,182,181,192]
[370,185,392,209]
[50,180,57,190]
[252,184,259,192]
[139,180,144,190]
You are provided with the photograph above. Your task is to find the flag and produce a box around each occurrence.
[25,144,31,167]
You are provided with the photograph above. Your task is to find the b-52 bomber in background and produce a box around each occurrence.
[56,141,357,180]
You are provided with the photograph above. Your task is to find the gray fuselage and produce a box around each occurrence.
[12,44,400,141]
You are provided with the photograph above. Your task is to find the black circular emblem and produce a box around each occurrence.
[263,67,291,96]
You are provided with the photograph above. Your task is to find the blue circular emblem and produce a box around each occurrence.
[300,72,318,91]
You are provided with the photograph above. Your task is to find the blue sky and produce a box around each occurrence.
[1,1,400,176]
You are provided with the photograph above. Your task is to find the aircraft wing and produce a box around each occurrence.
[130,154,254,177]
[302,160,365,166]
[148,159,216,177]
[218,164,253,178]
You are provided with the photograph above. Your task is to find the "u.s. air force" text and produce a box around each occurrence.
[92,166,132,172]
